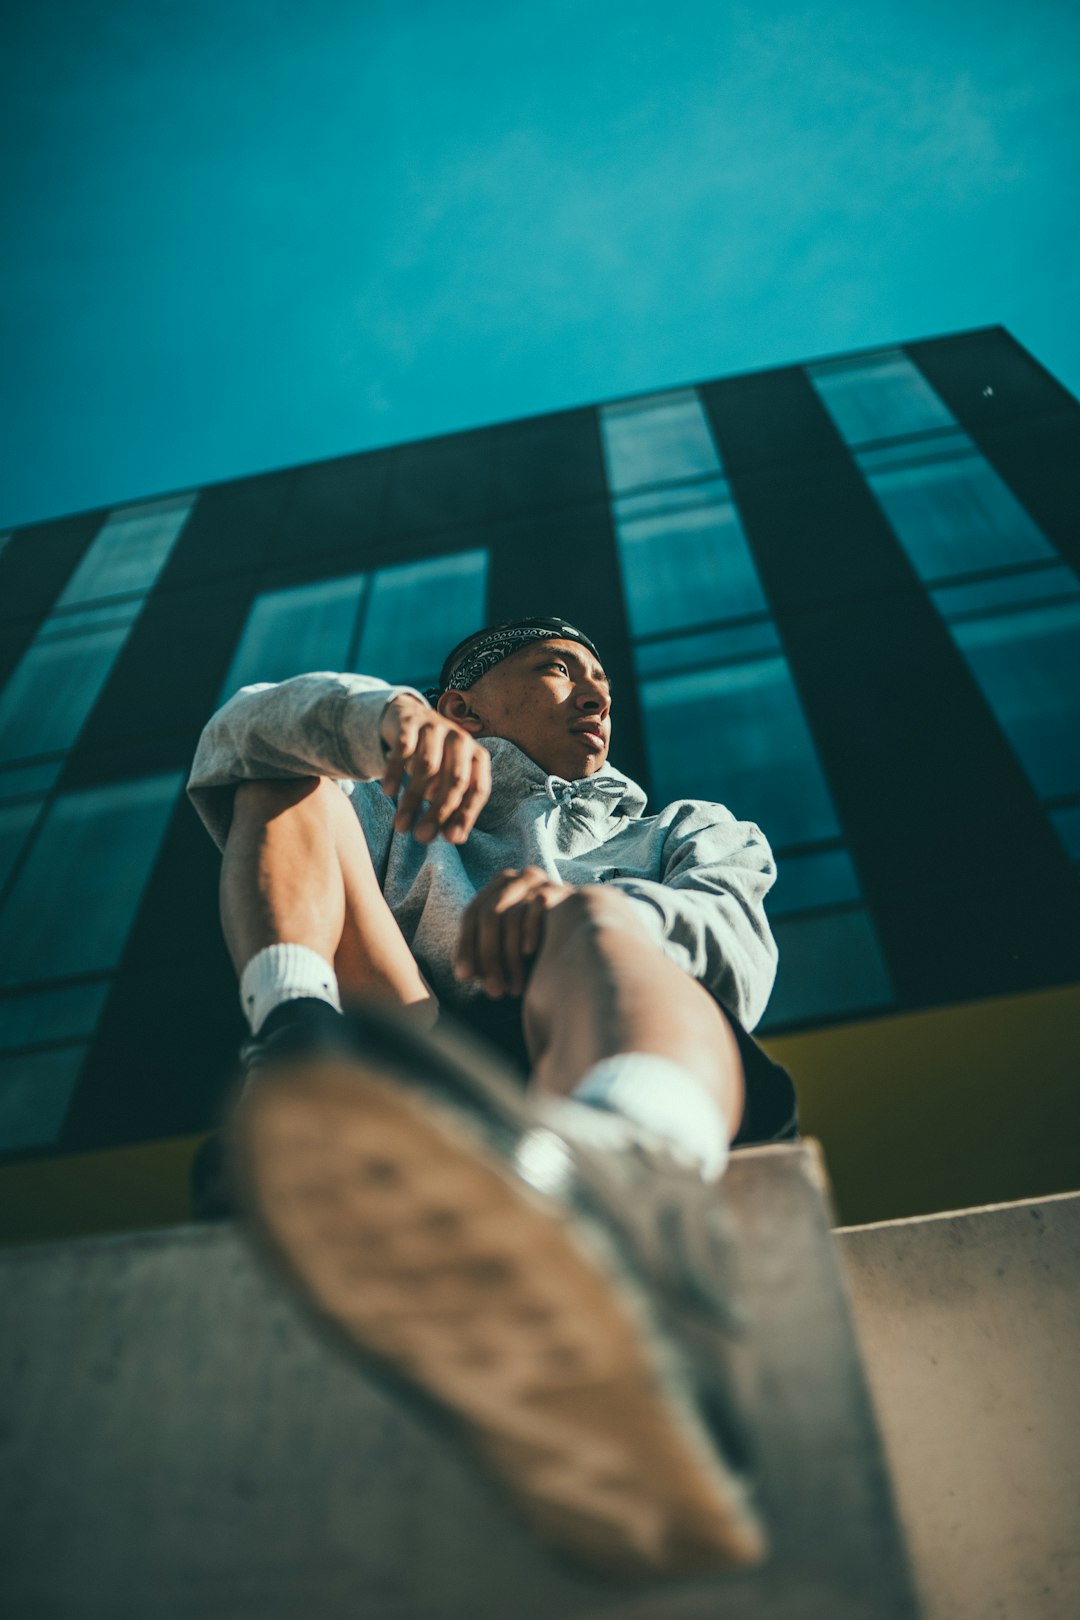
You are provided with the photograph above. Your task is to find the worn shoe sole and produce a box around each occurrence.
[230,1030,766,1578]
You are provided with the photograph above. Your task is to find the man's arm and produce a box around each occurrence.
[608,805,779,1032]
[187,672,489,849]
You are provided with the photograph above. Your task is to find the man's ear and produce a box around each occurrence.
[437,689,484,735]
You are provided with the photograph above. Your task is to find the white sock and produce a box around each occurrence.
[239,944,342,1034]
[573,1053,730,1182]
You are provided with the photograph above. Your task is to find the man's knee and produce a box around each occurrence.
[542,884,650,949]
[230,776,342,835]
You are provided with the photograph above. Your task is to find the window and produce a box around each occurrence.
[766,846,862,917]
[220,574,366,698]
[221,549,489,703]
[809,350,956,446]
[640,659,841,850]
[760,910,894,1030]
[822,349,1080,862]
[0,981,111,1048]
[0,800,42,893]
[945,596,1080,802]
[0,620,133,761]
[0,773,183,988]
[616,484,769,637]
[358,551,488,689]
[600,385,894,1029]
[55,494,195,607]
[0,1047,88,1152]
[0,979,112,1154]
[600,391,723,492]
[0,775,181,1151]
[860,434,1055,582]
[0,494,196,770]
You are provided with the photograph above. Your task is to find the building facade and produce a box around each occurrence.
[1,325,1078,1237]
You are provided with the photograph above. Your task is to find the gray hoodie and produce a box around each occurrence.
[187,672,779,1031]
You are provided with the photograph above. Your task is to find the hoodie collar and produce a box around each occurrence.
[475,736,648,830]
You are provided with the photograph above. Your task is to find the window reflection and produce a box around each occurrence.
[759,909,894,1030]
[809,350,956,446]
[617,496,769,638]
[220,574,365,699]
[358,550,488,689]
[0,763,62,803]
[600,382,892,1028]
[0,627,131,761]
[1049,806,1080,861]
[932,563,1077,620]
[767,846,861,917]
[633,619,780,678]
[0,773,183,988]
[0,981,111,1049]
[829,347,1080,829]
[0,800,42,893]
[0,1046,87,1152]
[600,392,723,492]
[862,438,1055,582]
[946,599,1080,801]
[640,659,841,849]
[221,550,488,703]
[56,494,195,607]
[0,495,197,769]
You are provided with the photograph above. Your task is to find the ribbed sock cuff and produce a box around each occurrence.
[239,944,342,1034]
[573,1053,730,1182]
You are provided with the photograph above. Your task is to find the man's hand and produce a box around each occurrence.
[379,694,491,844]
[454,867,573,998]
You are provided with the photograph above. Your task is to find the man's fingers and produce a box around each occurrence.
[394,724,444,832]
[380,714,417,799]
[455,868,525,986]
[502,901,528,997]
[521,891,549,960]
[444,746,491,843]
[415,731,472,842]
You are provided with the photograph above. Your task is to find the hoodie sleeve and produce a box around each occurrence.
[608,803,779,1031]
[187,671,428,849]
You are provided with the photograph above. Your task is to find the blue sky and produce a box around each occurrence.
[2,0,1078,528]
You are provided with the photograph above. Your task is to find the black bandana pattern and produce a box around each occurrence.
[425,617,601,702]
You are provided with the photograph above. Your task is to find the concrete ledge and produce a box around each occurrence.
[838,1190,1080,1620]
[0,1141,918,1619]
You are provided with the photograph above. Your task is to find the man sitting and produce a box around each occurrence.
[187,615,796,1578]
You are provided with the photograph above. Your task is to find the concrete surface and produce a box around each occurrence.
[838,1190,1080,1620]
[0,1141,918,1619]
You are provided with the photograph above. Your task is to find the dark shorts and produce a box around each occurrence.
[451,997,799,1149]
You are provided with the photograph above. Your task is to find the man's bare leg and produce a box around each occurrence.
[522,887,745,1141]
[220,777,436,1025]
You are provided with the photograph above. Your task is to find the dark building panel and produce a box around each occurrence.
[491,409,609,516]
[155,471,296,591]
[907,327,1077,425]
[265,450,392,569]
[385,430,494,539]
[703,369,1080,1006]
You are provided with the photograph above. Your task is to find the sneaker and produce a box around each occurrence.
[228,1001,767,1578]
[522,1096,755,1474]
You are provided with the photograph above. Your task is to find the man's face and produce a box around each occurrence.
[443,638,612,779]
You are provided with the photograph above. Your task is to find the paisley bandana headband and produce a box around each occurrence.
[425,616,602,703]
